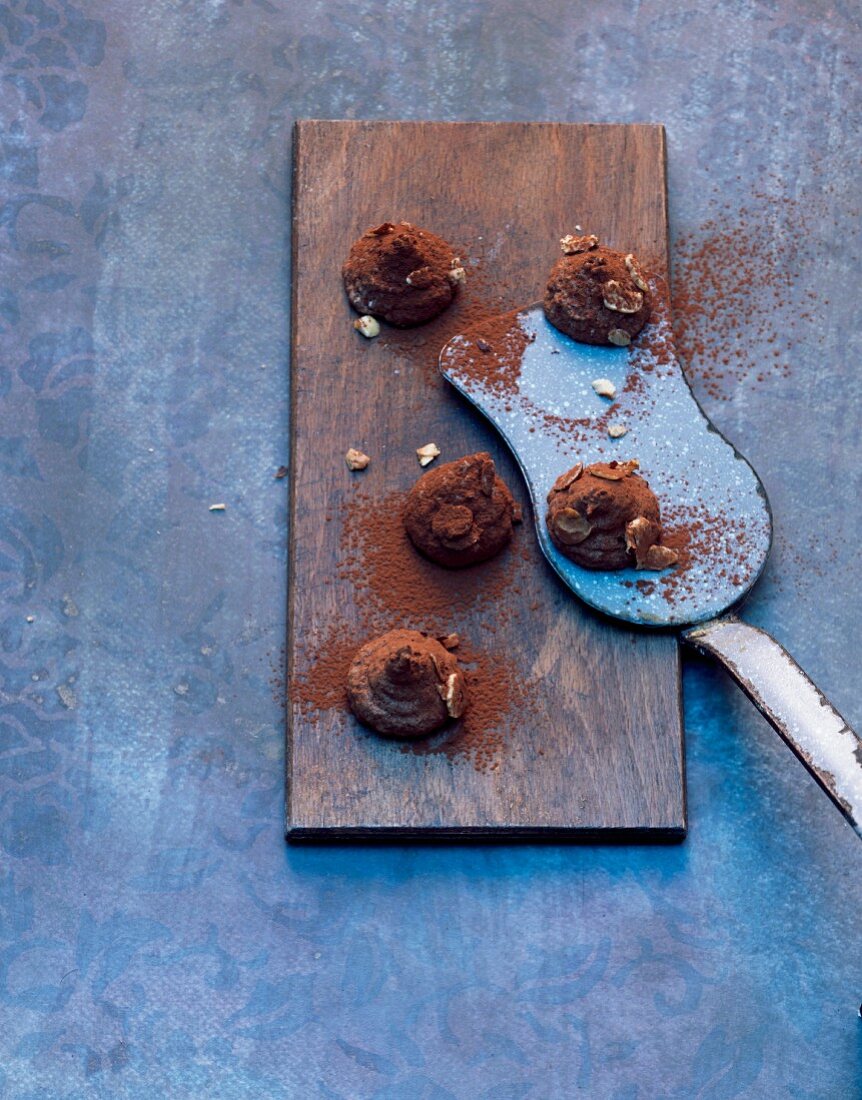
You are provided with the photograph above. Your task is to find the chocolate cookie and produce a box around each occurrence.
[403,452,521,568]
[342,221,464,327]
[546,460,678,571]
[346,629,467,739]
[543,235,651,346]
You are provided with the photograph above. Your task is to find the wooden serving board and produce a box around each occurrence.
[287,120,685,840]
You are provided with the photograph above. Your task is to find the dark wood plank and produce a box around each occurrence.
[287,121,685,839]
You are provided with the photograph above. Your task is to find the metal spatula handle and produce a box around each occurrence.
[683,617,862,839]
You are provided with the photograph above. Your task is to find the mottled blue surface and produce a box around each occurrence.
[1,1,860,1097]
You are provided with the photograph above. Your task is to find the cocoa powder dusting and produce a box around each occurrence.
[289,622,358,718]
[670,188,831,401]
[448,308,535,401]
[671,184,853,589]
[656,503,757,606]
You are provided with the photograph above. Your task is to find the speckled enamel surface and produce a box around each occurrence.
[442,303,773,625]
[0,1,860,1097]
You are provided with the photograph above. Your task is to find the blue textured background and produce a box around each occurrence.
[1,1,860,1096]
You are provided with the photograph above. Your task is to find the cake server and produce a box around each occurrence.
[440,298,862,839]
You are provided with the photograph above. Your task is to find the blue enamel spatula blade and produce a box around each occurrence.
[439,300,772,628]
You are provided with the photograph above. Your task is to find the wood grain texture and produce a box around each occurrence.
[287,120,685,840]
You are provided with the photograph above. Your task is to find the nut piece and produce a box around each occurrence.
[552,507,593,544]
[438,632,460,650]
[551,463,584,493]
[560,233,599,254]
[592,459,639,482]
[416,442,441,467]
[625,253,649,292]
[641,544,679,571]
[448,263,467,285]
[607,423,628,439]
[602,280,644,314]
[607,328,632,347]
[209,503,226,512]
[625,517,678,571]
[440,671,467,718]
[625,516,655,557]
[345,447,371,471]
[353,315,381,338]
[592,378,617,399]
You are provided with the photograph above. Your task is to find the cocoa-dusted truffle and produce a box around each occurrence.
[346,629,467,739]
[403,452,521,568]
[342,221,464,327]
[543,235,651,347]
[546,460,678,571]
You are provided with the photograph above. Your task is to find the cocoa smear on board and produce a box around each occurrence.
[288,488,538,772]
[399,635,534,772]
[339,489,532,626]
[289,615,537,773]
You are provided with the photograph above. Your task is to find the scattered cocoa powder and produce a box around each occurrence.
[288,561,537,770]
[671,182,855,593]
[670,187,828,401]
[655,502,763,606]
[770,523,840,598]
[289,621,358,718]
[445,308,535,401]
